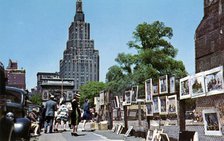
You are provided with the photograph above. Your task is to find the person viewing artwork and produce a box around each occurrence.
[71,93,81,136]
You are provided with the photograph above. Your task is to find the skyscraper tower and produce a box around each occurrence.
[60,0,99,91]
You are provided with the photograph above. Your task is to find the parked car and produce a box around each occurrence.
[0,61,14,141]
[6,86,31,141]
[0,62,31,141]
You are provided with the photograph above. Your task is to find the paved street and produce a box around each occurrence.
[30,129,146,141]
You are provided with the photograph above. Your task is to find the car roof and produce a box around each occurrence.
[6,86,26,94]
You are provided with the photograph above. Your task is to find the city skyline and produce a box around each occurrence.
[0,0,203,90]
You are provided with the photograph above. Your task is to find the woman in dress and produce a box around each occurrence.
[70,93,81,136]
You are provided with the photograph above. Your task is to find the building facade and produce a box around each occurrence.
[5,59,26,89]
[59,0,99,91]
[195,0,224,122]
[37,72,75,104]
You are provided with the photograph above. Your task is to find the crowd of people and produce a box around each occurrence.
[27,93,96,136]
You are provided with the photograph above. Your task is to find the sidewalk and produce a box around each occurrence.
[94,130,145,141]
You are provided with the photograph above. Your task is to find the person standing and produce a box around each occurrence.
[44,95,57,133]
[70,93,81,136]
[82,98,91,130]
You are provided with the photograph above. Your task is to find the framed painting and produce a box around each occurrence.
[167,95,177,114]
[180,76,191,100]
[42,90,49,100]
[114,96,120,108]
[190,72,206,98]
[146,102,154,116]
[169,76,176,93]
[153,96,159,113]
[146,129,157,141]
[145,79,153,102]
[123,90,131,105]
[159,96,167,115]
[202,108,222,136]
[131,85,138,103]
[159,75,168,94]
[66,91,73,101]
[153,80,159,95]
[204,66,224,96]
[99,91,105,105]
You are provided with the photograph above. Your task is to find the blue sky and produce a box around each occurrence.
[0,0,203,90]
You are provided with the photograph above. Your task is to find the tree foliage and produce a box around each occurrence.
[106,21,187,98]
[79,81,106,107]
[30,93,42,106]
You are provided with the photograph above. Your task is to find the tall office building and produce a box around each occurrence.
[60,0,99,91]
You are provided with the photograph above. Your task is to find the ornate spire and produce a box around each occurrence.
[74,0,84,21]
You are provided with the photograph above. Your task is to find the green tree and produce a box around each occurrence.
[79,81,106,107]
[30,93,42,106]
[106,21,187,98]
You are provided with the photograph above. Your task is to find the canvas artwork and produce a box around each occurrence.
[146,129,157,141]
[169,76,175,93]
[124,90,131,105]
[153,80,159,95]
[100,92,105,105]
[146,103,153,116]
[167,95,177,114]
[145,79,153,102]
[66,91,73,101]
[42,90,49,100]
[153,96,159,113]
[131,86,138,103]
[205,66,224,96]
[190,72,206,98]
[180,76,191,100]
[202,108,222,136]
[159,96,167,115]
[159,75,168,94]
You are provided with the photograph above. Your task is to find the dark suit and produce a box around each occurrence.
[44,99,56,133]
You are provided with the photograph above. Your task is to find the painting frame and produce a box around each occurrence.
[123,90,132,106]
[145,79,153,102]
[145,102,154,116]
[42,90,49,100]
[146,129,157,141]
[124,126,133,137]
[169,76,176,94]
[99,91,105,106]
[202,108,222,136]
[131,85,138,103]
[190,72,206,98]
[153,96,159,113]
[167,95,177,115]
[180,76,191,100]
[159,96,168,115]
[159,75,168,94]
[204,66,224,96]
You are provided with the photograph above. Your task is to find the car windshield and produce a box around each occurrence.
[5,89,22,104]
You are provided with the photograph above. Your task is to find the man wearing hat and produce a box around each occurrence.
[44,94,57,133]
[71,93,81,136]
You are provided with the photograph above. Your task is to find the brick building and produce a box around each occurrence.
[5,59,26,89]
[195,0,224,122]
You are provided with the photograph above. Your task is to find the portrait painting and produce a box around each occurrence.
[205,66,224,96]
[159,96,167,115]
[167,95,177,114]
[145,103,153,116]
[169,76,175,93]
[202,108,222,136]
[159,75,168,94]
[190,72,206,98]
[153,96,159,113]
[179,76,191,100]
[145,79,153,102]
[131,85,138,103]
[42,90,49,100]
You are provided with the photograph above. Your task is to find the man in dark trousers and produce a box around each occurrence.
[44,95,57,133]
